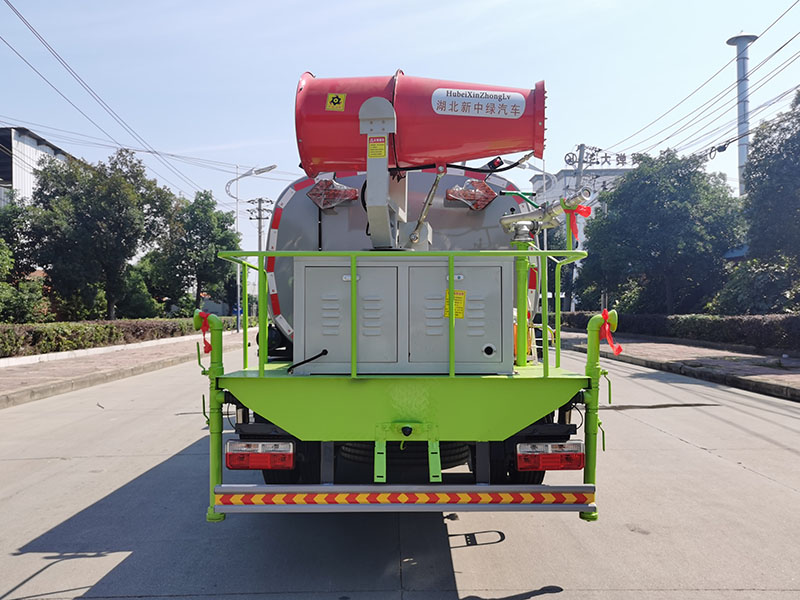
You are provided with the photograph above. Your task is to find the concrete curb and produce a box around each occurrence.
[0,341,246,411]
[562,341,800,403]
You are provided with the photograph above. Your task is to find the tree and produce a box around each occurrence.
[575,151,744,314]
[142,191,239,311]
[0,238,50,323]
[743,92,800,262]
[116,264,163,319]
[0,192,33,284]
[29,150,172,319]
[706,257,799,315]
[178,191,239,308]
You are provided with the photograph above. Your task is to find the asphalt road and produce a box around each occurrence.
[1,350,798,599]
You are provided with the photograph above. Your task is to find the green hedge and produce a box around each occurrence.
[561,312,800,352]
[0,316,252,358]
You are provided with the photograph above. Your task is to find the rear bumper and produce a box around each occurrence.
[214,483,596,513]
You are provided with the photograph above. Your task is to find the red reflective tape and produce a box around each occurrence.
[467,494,481,504]
[405,493,418,504]
[487,493,502,504]
[367,493,380,504]
[552,493,565,504]
[530,494,544,503]
[447,493,460,504]
[263,495,278,505]
[218,494,233,505]
[346,493,359,504]
[270,206,283,229]
[266,256,276,272]
[270,293,281,316]
[293,178,315,191]
[242,494,254,505]
[510,493,524,503]
[575,493,588,504]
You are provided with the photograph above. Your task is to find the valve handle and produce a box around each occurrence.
[598,419,606,452]
[601,369,612,405]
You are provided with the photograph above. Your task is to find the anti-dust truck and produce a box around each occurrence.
[194,71,619,521]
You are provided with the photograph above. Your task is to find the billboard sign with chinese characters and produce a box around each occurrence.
[564,147,639,168]
[431,88,526,119]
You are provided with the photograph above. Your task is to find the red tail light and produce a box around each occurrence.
[225,440,295,470]
[516,441,585,471]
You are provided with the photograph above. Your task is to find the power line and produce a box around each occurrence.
[668,55,800,154]
[3,0,205,195]
[615,30,800,155]
[0,113,303,181]
[687,86,799,157]
[602,0,800,153]
[0,33,194,196]
[0,33,122,147]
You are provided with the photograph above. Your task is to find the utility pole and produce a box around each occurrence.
[574,143,586,190]
[248,197,273,251]
[726,33,758,196]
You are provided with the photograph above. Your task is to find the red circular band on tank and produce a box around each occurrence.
[295,71,545,178]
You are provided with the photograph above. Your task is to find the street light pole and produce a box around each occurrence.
[225,164,277,330]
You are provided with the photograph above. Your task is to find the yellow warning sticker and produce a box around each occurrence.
[368,135,387,159]
[326,93,346,111]
[444,289,466,319]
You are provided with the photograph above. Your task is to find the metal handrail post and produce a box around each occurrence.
[242,264,249,369]
[350,255,358,378]
[513,241,528,367]
[448,255,456,377]
[540,255,549,378]
[258,259,267,377]
[554,263,561,368]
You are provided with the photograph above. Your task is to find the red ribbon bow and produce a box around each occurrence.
[563,204,591,239]
[199,311,212,354]
[599,309,623,356]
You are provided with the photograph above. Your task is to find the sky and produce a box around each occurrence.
[1,0,798,253]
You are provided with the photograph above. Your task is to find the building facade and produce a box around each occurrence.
[0,127,70,205]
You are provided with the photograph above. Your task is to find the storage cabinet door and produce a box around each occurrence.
[408,266,502,365]
[304,266,397,365]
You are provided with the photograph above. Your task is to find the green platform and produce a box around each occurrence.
[220,363,588,442]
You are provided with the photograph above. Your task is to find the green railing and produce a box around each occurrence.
[220,247,586,378]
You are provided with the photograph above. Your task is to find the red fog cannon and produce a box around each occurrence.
[295,71,546,177]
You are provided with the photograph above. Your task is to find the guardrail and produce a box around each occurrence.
[218,247,586,378]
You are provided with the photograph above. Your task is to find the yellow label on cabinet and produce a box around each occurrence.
[444,289,466,319]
